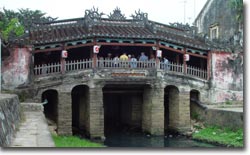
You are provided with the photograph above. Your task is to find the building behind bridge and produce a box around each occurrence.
[1,7,243,139]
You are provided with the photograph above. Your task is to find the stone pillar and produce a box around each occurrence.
[168,90,191,132]
[57,92,72,135]
[178,91,191,132]
[87,87,104,139]
[168,88,180,130]
[142,86,164,135]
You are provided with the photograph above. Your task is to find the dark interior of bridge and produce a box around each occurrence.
[42,90,58,125]
[103,85,143,135]
[164,86,179,133]
[71,85,89,135]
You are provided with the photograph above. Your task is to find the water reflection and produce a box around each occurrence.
[104,132,217,147]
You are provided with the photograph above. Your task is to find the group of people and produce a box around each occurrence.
[98,52,169,70]
[99,52,150,68]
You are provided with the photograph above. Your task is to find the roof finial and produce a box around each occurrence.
[108,7,126,20]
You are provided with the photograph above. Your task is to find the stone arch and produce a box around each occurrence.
[41,89,58,128]
[103,84,144,135]
[164,85,180,132]
[190,89,200,101]
[190,89,201,119]
[71,85,89,135]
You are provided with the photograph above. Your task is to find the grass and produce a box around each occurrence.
[52,135,105,147]
[192,126,243,147]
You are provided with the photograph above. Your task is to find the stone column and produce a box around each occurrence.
[178,91,191,132]
[142,86,164,135]
[168,90,191,132]
[87,87,104,139]
[168,87,180,130]
[57,92,72,135]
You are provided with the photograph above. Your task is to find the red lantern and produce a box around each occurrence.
[93,45,100,53]
[184,54,190,61]
[61,50,68,58]
[157,50,162,58]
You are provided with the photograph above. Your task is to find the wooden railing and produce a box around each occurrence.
[65,59,92,72]
[34,62,61,76]
[34,59,208,80]
[97,59,156,69]
[160,62,183,73]
[187,66,207,79]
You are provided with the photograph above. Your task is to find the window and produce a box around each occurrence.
[209,24,219,40]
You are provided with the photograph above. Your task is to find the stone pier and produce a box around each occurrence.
[57,92,72,135]
[142,86,165,135]
[87,87,104,139]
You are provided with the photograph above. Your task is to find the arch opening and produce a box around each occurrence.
[103,84,144,136]
[41,89,58,132]
[164,85,179,134]
[190,90,201,120]
[71,85,89,136]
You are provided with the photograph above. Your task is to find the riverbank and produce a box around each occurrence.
[192,126,243,147]
[52,135,105,147]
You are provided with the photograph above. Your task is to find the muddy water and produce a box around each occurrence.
[104,132,217,147]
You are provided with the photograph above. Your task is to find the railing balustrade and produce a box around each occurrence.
[34,62,61,76]
[187,65,207,79]
[34,58,208,80]
[65,59,92,72]
[160,62,183,73]
[97,58,156,69]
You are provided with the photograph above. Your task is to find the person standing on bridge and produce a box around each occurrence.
[120,53,128,67]
[139,52,148,61]
[130,55,137,68]
[139,52,148,68]
[164,57,169,71]
[113,54,120,67]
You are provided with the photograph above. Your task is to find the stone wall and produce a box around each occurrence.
[210,52,243,103]
[190,101,243,130]
[0,94,20,147]
[194,0,240,42]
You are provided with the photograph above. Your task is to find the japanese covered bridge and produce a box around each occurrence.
[2,8,243,139]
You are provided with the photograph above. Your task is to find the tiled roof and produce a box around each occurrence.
[20,17,211,50]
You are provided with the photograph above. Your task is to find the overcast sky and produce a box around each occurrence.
[1,0,207,25]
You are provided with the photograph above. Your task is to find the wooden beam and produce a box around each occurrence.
[33,47,62,53]
[159,45,184,54]
[186,52,208,59]
[97,42,156,47]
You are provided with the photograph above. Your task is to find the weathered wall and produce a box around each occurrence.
[194,0,239,41]
[2,47,32,90]
[210,52,243,103]
[0,94,20,147]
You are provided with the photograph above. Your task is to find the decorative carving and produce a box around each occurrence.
[131,9,148,21]
[84,7,105,21]
[108,7,126,20]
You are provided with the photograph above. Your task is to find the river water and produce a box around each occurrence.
[104,132,217,147]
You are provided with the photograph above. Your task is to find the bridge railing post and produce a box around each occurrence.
[61,58,65,74]
[93,54,97,69]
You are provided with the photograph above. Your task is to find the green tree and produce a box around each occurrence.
[0,8,57,42]
[0,18,24,40]
[229,0,243,24]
